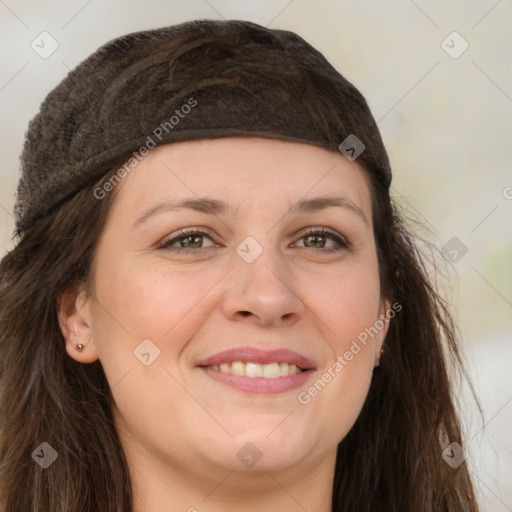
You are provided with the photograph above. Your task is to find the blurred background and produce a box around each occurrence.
[1,0,511,509]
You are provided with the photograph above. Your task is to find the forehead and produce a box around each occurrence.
[108,137,373,221]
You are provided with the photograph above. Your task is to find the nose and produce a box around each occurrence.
[221,244,305,328]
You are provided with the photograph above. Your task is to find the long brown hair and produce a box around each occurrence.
[0,21,479,512]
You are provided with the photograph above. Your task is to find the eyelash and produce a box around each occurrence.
[158,227,350,254]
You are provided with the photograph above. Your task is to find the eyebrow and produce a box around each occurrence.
[131,194,368,229]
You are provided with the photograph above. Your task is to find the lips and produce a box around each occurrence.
[196,346,316,393]
[196,347,316,370]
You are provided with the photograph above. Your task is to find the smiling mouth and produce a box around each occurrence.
[204,361,305,379]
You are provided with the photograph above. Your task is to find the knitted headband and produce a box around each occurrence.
[14,19,391,235]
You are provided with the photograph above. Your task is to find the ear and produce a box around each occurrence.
[374,297,392,368]
[57,282,99,364]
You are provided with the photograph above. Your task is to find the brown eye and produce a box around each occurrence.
[159,229,216,251]
[303,233,328,249]
[175,234,203,248]
[295,228,349,252]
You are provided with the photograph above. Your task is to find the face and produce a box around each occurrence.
[60,137,389,481]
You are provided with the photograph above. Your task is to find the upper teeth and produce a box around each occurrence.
[207,361,302,378]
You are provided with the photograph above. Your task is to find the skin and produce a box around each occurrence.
[58,137,390,512]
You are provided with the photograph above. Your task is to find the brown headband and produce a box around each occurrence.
[14,19,391,235]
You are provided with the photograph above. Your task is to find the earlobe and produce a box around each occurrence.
[57,283,99,364]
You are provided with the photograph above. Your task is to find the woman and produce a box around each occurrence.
[0,19,479,511]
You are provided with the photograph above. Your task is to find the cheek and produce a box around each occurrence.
[310,257,382,349]
[296,258,380,438]
[92,257,222,364]
[89,260,218,432]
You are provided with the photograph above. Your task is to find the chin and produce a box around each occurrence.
[201,428,316,474]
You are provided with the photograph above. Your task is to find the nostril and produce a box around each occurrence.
[239,311,251,317]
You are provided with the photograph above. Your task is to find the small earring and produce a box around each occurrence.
[76,343,85,351]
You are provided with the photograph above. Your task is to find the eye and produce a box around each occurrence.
[158,227,350,254]
[293,228,349,252]
[158,228,217,252]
